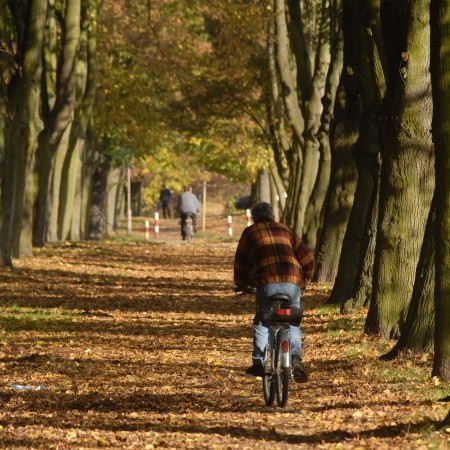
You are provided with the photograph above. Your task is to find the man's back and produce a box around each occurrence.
[234,220,314,288]
[178,191,199,214]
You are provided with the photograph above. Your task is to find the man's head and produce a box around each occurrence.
[251,202,274,223]
[183,186,192,192]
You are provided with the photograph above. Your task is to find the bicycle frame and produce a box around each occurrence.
[268,325,291,371]
[182,213,194,241]
[262,293,300,407]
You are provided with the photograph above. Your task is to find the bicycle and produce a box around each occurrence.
[181,213,194,242]
[261,293,302,407]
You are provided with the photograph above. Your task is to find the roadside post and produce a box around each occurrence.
[246,209,252,227]
[154,212,160,238]
[228,215,233,237]
[145,220,150,241]
[202,181,207,232]
[127,167,132,235]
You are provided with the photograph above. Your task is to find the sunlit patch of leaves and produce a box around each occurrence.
[0,223,449,448]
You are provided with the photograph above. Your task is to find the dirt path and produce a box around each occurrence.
[0,238,449,449]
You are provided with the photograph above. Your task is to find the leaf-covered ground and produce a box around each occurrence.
[0,218,449,449]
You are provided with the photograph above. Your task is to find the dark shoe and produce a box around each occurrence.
[245,364,265,377]
[292,357,309,383]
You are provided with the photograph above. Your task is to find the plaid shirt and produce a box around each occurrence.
[234,220,314,288]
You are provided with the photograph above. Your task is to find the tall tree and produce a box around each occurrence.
[270,0,334,235]
[365,0,434,338]
[381,200,435,359]
[314,0,381,284]
[33,0,82,246]
[302,0,343,249]
[59,0,99,241]
[0,0,48,265]
[430,0,450,381]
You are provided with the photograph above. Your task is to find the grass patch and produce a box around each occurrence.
[0,305,74,332]
[313,303,340,315]
[195,231,238,242]
[326,316,364,333]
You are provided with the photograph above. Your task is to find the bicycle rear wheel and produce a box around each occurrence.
[262,344,275,406]
[275,331,289,407]
[184,219,193,242]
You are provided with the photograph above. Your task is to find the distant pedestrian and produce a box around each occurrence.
[159,185,172,219]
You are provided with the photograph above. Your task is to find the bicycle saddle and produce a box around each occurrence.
[269,293,290,301]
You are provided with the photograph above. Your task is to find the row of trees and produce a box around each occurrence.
[260,0,449,381]
[0,1,449,379]
[0,0,258,261]
[0,0,109,264]
[174,0,449,380]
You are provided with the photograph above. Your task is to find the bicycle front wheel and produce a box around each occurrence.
[262,345,275,406]
[275,331,289,407]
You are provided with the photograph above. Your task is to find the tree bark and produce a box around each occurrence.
[88,153,110,240]
[325,0,384,304]
[430,0,450,381]
[342,156,380,312]
[33,0,81,246]
[256,169,271,203]
[105,165,123,236]
[59,0,98,240]
[271,0,337,237]
[313,81,359,283]
[381,200,435,359]
[365,0,434,339]
[303,0,343,250]
[0,0,47,265]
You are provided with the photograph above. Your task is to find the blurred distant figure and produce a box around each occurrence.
[159,185,172,218]
[177,186,200,240]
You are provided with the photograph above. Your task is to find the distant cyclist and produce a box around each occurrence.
[177,186,200,240]
[234,202,314,382]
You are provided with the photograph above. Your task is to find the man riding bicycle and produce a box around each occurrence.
[177,186,200,240]
[234,202,314,382]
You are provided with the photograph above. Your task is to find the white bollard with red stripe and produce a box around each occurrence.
[145,220,150,241]
[154,212,160,238]
[227,215,233,237]
[246,208,252,227]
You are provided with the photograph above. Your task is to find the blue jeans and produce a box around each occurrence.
[252,283,302,366]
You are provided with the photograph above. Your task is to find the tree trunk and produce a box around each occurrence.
[81,134,96,239]
[88,153,110,240]
[271,0,337,237]
[430,0,450,381]
[105,165,123,236]
[342,157,380,312]
[381,200,435,359]
[113,168,126,230]
[269,171,280,221]
[33,0,81,246]
[256,169,271,203]
[313,81,359,283]
[131,181,142,216]
[0,0,47,265]
[266,16,290,191]
[365,0,434,339]
[303,0,343,250]
[326,0,384,304]
[60,0,98,240]
[269,162,286,214]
